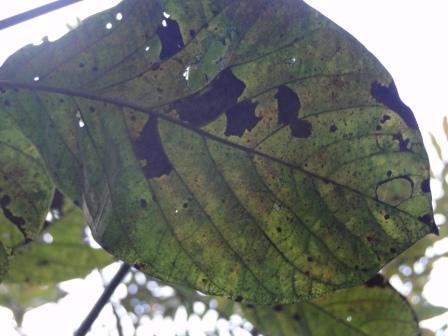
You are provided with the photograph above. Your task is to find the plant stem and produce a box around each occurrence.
[0,0,83,31]
[75,262,131,336]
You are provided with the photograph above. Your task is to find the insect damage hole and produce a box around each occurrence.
[375,176,413,206]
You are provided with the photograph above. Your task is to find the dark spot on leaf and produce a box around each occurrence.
[293,314,301,321]
[189,29,196,38]
[418,214,432,225]
[384,214,390,220]
[421,179,430,193]
[38,259,49,266]
[387,170,392,177]
[365,274,387,287]
[392,133,410,151]
[275,85,300,125]
[174,68,245,127]
[131,117,172,178]
[371,81,418,129]
[50,189,64,216]
[418,214,439,235]
[307,256,313,262]
[134,263,144,270]
[329,124,337,132]
[0,195,28,240]
[151,62,161,71]
[79,63,84,68]
[290,119,312,138]
[381,114,391,123]
[376,125,382,131]
[276,227,282,233]
[275,85,312,138]
[89,106,95,113]
[156,18,185,60]
[246,304,255,309]
[235,295,243,302]
[92,65,99,72]
[354,265,359,270]
[224,100,260,137]
[183,202,188,209]
[274,304,283,312]
[140,199,148,208]
[390,247,396,253]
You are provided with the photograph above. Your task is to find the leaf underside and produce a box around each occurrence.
[0,0,435,303]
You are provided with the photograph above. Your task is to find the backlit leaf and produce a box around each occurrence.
[0,113,53,246]
[241,275,420,336]
[0,0,435,303]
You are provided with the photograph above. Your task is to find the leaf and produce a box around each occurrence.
[0,113,54,246]
[241,275,420,336]
[0,283,65,325]
[5,199,113,284]
[429,133,443,162]
[0,0,435,303]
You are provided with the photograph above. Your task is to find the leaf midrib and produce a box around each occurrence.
[0,80,423,226]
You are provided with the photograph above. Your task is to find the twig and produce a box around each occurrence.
[0,0,83,31]
[111,302,125,336]
[75,262,131,336]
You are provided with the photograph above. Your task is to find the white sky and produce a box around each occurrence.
[1,0,448,334]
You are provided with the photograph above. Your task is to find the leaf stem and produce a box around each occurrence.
[75,262,131,336]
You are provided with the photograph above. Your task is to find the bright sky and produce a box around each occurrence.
[1,0,448,334]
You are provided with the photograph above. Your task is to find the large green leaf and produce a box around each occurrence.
[0,0,435,303]
[5,198,113,283]
[241,275,420,335]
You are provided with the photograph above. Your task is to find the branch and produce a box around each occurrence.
[0,0,83,31]
[75,262,131,336]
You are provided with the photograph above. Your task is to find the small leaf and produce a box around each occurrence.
[0,0,435,302]
[242,275,420,336]
[0,114,53,245]
[0,283,64,324]
[429,133,443,162]
[5,199,113,284]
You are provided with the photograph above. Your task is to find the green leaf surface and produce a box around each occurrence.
[0,242,7,282]
[241,275,420,336]
[0,0,435,303]
[0,114,54,246]
[5,199,113,284]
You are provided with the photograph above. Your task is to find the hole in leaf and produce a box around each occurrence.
[224,100,260,137]
[106,22,113,29]
[131,117,173,178]
[375,176,413,206]
[275,85,312,138]
[371,81,418,130]
[174,68,245,127]
[156,18,184,60]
